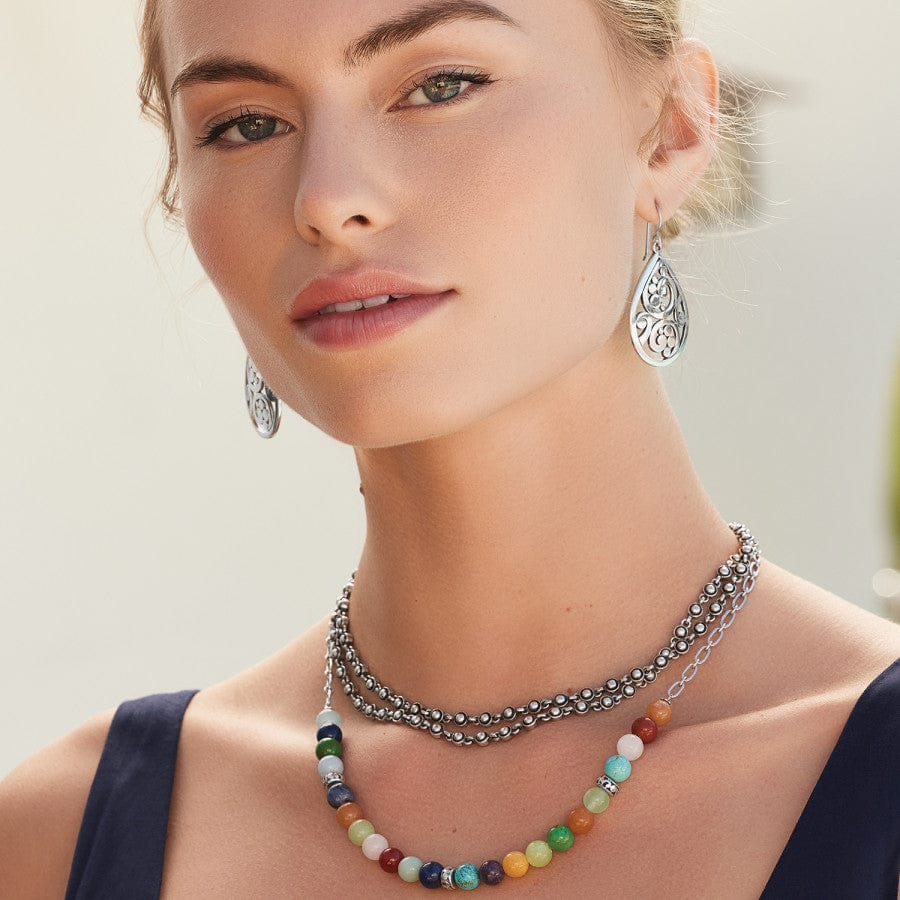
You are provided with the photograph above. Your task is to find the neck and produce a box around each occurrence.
[348,320,740,713]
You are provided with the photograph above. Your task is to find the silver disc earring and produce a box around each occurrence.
[628,201,689,366]
[244,356,281,438]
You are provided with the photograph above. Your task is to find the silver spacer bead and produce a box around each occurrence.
[322,772,344,788]
[440,867,457,889]
[597,774,619,796]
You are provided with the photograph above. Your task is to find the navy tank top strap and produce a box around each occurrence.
[760,657,900,898]
[65,688,201,900]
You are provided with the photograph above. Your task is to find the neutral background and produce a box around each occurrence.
[2,0,899,777]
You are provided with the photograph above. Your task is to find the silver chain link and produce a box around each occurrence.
[323,522,761,746]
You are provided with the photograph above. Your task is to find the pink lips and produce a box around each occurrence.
[289,265,455,349]
[296,290,456,349]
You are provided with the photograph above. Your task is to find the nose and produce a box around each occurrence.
[293,112,398,247]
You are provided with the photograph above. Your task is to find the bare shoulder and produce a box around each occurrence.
[0,704,117,899]
[756,557,900,694]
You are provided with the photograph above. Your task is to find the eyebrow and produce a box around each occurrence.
[169,0,521,100]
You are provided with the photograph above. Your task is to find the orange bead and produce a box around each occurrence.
[646,699,672,727]
[335,802,364,828]
[567,806,595,835]
[502,850,530,878]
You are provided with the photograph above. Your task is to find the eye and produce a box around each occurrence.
[194,106,292,148]
[395,66,495,109]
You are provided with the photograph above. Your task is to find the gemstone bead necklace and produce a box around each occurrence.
[314,522,761,890]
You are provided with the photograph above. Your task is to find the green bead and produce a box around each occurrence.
[547,825,574,851]
[398,856,423,882]
[525,840,552,867]
[315,737,342,759]
[347,818,375,845]
[583,786,610,814]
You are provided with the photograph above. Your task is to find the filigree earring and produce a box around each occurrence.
[628,201,689,366]
[244,356,281,438]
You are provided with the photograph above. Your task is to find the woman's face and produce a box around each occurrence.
[161,0,659,447]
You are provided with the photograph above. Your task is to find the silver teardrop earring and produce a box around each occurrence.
[244,356,281,438]
[628,201,689,366]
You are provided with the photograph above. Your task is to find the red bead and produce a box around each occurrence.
[631,715,658,743]
[379,847,403,873]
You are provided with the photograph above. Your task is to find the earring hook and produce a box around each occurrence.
[642,200,664,262]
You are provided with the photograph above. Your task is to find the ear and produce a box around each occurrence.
[635,37,720,226]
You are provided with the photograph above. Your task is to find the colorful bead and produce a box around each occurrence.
[398,856,423,882]
[631,716,658,743]
[582,787,610,814]
[316,723,343,742]
[315,737,342,759]
[379,847,403,873]
[453,863,480,890]
[362,832,389,860]
[479,859,505,884]
[616,733,644,760]
[418,861,444,889]
[525,840,552,867]
[547,825,574,851]
[336,802,363,828]
[604,754,632,783]
[502,851,529,878]
[326,783,355,808]
[347,818,375,845]
[646,699,672,726]
[567,806,595,835]
[316,709,342,729]
[317,754,344,778]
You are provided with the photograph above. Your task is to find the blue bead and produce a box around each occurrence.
[454,863,480,890]
[479,859,505,885]
[316,723,343,742]
[326,783,355,808]
[604,754,632,782]
[419,861,444,889]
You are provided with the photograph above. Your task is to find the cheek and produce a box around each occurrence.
[425,80,637,367]
[179,149,288,340]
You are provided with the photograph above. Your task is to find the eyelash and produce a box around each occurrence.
[193,66,495,148]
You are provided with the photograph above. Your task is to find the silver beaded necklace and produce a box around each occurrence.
[325,521,760,746]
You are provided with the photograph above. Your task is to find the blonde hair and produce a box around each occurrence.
[137,0,761,242]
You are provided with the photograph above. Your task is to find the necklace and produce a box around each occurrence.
[315,522,761,890]
[330,523,755,746]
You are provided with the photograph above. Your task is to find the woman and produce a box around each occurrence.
[2,0,898,896]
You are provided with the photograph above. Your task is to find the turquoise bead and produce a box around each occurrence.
[453,863,480,890]
[604,754,632,782]
[398,856,423,882]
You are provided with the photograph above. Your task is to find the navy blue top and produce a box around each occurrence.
[65,659,900,899]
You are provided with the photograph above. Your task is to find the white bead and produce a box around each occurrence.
[316,709,343,729]
[616,733,644,760]
[362,832,389,860]
[317,755,344,778]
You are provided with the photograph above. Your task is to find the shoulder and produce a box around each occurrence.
[0,704,117,898]
[680,556,900,734]
[760,557,900,693]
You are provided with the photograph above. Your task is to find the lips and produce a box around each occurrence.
[289,266,452,321]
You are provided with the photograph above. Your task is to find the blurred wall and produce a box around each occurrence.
[2,0,898,776]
